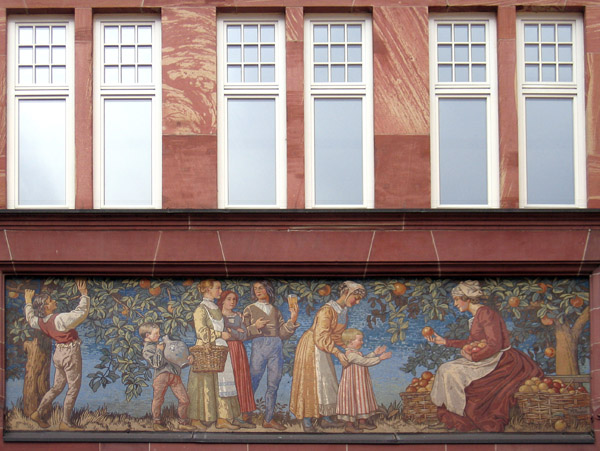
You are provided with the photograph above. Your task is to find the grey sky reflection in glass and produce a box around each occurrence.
[314,98,363,205]
[18,99,67,205]
[526,98,574,205]
[438,98,488,205]
[104,99,152,206]
[227,99,276,206]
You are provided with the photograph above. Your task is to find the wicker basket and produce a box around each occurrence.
[514,391,590,425]
[189,344,229,372]
[400,391,438,424]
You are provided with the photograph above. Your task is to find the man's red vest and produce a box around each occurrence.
[38,314,79,344]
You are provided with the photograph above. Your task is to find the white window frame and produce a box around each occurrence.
[516,13,586,208]
[93,14,162,209]
[304,13,374,209]
[429,13,499,208]
[7,15,75,209]
[217,14,287,209]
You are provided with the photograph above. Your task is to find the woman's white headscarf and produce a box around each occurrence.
[451,280,484,300]
[340,281,366,302]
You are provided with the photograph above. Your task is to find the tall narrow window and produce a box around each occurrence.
[305,14,373,208]
[217,15,286,208]
[430,14,499,208]
[517,14,586,207]
[93,15,162,208]
[7,16,75,208]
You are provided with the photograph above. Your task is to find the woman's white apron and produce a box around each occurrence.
[430,317,509,416]
[202,302,237,398]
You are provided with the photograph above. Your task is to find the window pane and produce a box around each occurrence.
[524,24,538,42]
[227,65,242,83]
[472,65,486,82]
[438,98,488,205]
[244,45,258,63]
[315,65,328,82]
[244,25,258,42]
[541,24,555,42]
[227,99,276,205]
[331,25,345,42]
[18,99,66,205]
[454,44,469,62]
[557,24,572,42]
[471,44,485,62]
[438,45,452,62]
[558,44,572,62]
[314,98,363,205]
[138,26,152,44]
[559,64,572,82]
[19,26,33,45]
[454,25,468,42]
[347,65,362,82]
[314,25,328,43]
[227,45,241,63]
[471,25,485,42]
[104,26,119,44]
[330,45,345,62]
[314,45,328,62]
[52,26,66,45]
[331,65,345,82]
[525,64,539,82]
[437,25,452,42]
[525,98,574,204]
[227,25,241,43]
[525,44,539,62]
[104,99,153,206]
[121,26,135,44]
[261,45,275,62]
[347,25,361,42]
[261,65,275,82]
[261,25,275,42]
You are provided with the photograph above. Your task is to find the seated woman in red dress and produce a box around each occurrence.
[218,290,257,428]
[426,280,543,432]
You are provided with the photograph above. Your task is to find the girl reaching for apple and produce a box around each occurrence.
[425,280,543,432]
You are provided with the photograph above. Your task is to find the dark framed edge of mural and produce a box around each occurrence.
[1,431,596,444]
[2,273,596,445]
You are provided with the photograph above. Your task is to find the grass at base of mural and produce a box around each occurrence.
[5,401,591,434]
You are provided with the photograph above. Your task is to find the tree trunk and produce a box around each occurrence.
[554,306,589,376]
[23,333,51,416]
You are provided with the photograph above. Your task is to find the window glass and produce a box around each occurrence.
[227,99,277,206]
[103,99,153,206]
[18,99,67,205]
[314,98,363,205]
[438,98,488,205]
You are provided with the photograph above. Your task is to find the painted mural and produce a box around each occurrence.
[3,277,591,436]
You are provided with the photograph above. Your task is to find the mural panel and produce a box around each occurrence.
[4,277,591,437]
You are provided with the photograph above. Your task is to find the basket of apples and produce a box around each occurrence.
[461,339,487,356]
[400,371,438,424]
[514,375,590,426]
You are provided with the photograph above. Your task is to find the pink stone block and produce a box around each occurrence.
[497,37,519,209]
[433,230,589,262]
[219,230,373,263]
[155,230,223,263]
[373,7,429,135]
[286,6,303,42]
[374,135,430,208]
[74,8,93,210]
[5,230,160,262]
[369,231,439,262]
[162,134,217,209]
[585,6,600,53]
[162,7,217,136]
[286,89,305,209]
[587,54,600,207]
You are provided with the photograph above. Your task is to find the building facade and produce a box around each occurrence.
[0,0,599,449]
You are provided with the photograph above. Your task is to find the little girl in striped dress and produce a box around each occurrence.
[336,328,392,433]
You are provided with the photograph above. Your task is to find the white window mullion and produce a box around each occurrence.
[7,16,75,209]
[517,14,586,208]
[93,15,162,209]
[430,14,499,208]
[304,14,374,209]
